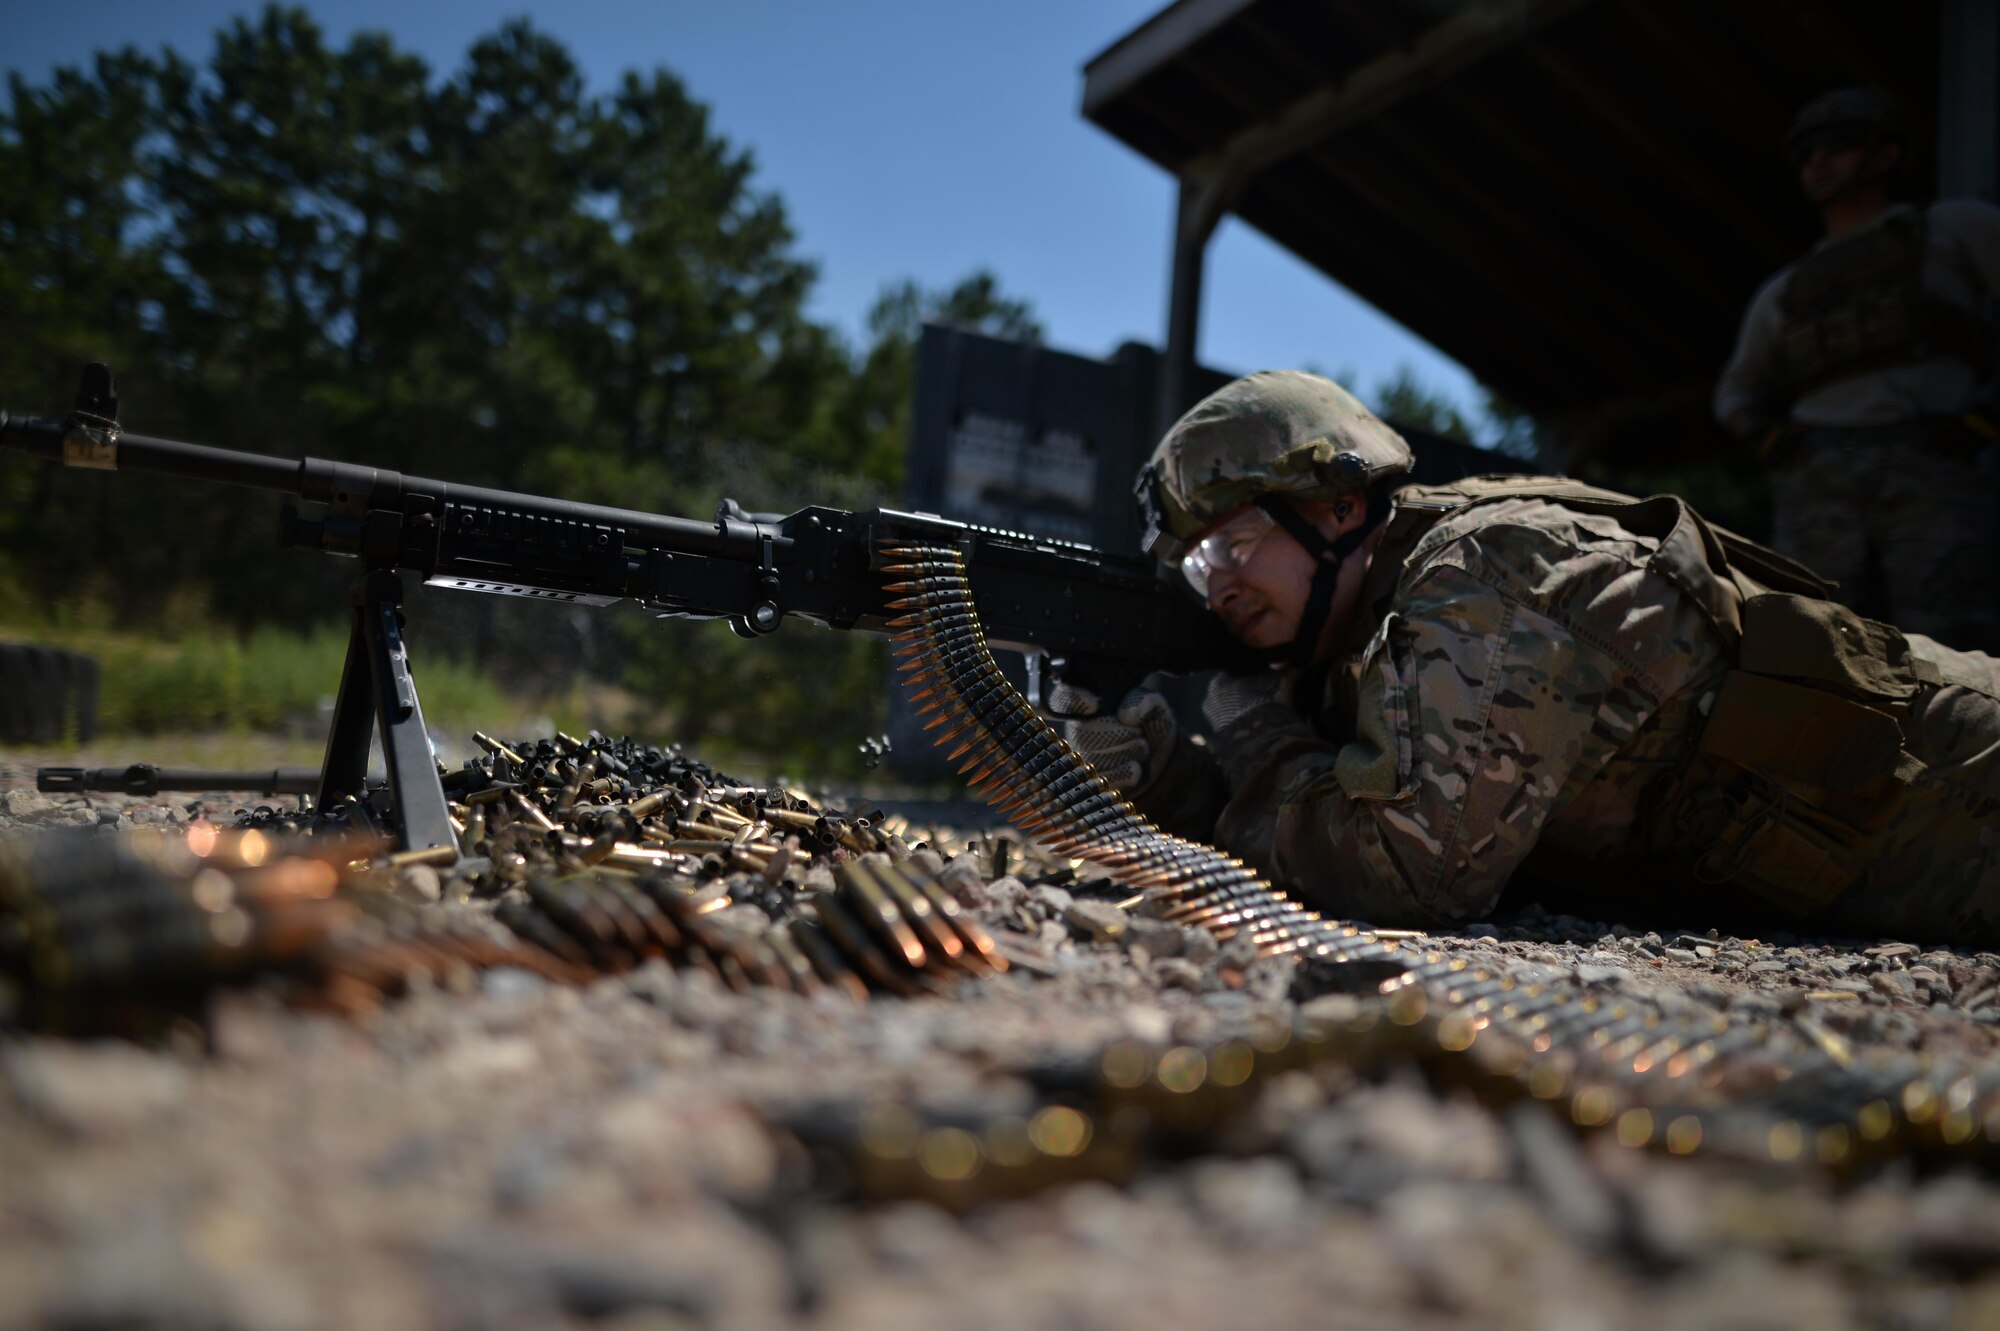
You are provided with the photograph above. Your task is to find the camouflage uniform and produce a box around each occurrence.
[1128,373,2000,943]
[1195,483,2000,943]
[1763,426,2000,651]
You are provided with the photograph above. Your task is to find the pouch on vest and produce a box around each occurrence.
[1699,670,1922,793]
[1736,593,1941,700]
[1679,596,1932,914]
[1775,207,1994,394]
[1690,781,1856,917]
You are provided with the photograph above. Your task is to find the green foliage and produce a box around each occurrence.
[1475,390,1544,462]
[1316,361,1543,460]
[0,610,511,738]
[1,7,1041,777]
[622,621,890,782]
[1580,455,1772,540]
[804,270,1045,492]
[1371,364,1477,443]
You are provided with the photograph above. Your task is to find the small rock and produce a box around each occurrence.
[4,1042,189,1137]
[482,967,550,1002]
[1729,992,1784,1019]
[1124,916,1185,958]
[402,864,443,903]
[437,1035,541,1082]
[1122,1005,1173,1044]
[1217,935,1260,971]
[1187,1158,1306,1242]
[1,789,57,821]
[983,876,1028,914]
[709,904,771,936]
[1064,899,1128,944]
[1182,927,1220,966]
[1748,960,1791,975]
[1030,884,1074,919]
[493,1144,561,1211]
[622,959,678,1007]
[997,936,1058,977]
[40,1218,271,1331]
[1298,993,1371,1025]
[936,856,986,904]
[1871,970,1917,999]
[869,1201,965,1271]
[440,1238,713,1322]
[1242,955,1299,1002]
[1151,957,1204,989]
[1866,942,1918,961]
[1506,1103,1620,1251]
[1958,982,1999,1012]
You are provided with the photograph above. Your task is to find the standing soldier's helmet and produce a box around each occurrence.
[1784,86,1910,164]
[1134,370,1413,563]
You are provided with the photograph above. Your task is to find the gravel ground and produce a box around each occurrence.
[5,768,2000,1331]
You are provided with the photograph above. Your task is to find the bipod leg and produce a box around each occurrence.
[319,571,457,858]
[318,605,378,813]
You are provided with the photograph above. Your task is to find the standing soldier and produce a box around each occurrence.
[1714,87,2000,652]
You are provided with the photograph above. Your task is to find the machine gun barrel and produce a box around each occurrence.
[0,407,763,558]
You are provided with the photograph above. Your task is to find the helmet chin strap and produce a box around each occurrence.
[1253,493,1383,669]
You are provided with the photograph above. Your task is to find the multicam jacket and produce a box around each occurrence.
[1190,479,2000,943]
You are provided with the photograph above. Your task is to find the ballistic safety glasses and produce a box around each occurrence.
[1180,505,1278,600]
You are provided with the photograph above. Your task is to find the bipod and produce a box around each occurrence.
[318,569,457,860]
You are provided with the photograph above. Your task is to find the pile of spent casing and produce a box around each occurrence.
[445,729,902,888]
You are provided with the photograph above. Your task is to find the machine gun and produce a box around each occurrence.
[0,365,1248,855]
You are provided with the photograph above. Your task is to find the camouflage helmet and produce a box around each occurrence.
[1134,370,1413,562]
[1785,86,1909,157]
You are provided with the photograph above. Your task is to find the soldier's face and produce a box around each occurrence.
[1798,137,1897,205]
[1199,498,1357,653]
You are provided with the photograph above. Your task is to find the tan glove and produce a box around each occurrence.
[1049,679,1229,838]
[1051,681,1181,792]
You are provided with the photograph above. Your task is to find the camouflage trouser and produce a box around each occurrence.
[1770,426,2000,654]
[1818,634,2000,944]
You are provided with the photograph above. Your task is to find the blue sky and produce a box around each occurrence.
[4,0,1485,420]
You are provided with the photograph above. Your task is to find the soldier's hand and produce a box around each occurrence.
[1200,670,1287,735]
[1049,681,1181,792]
